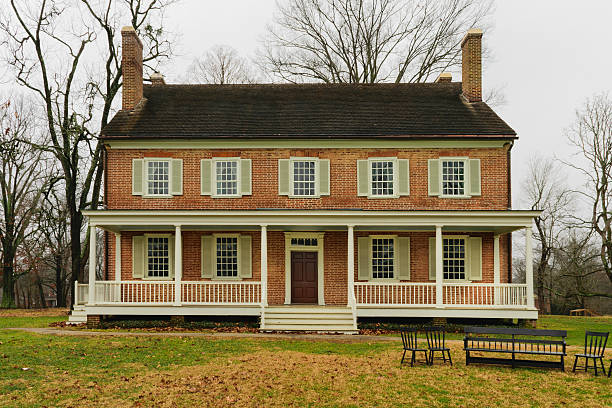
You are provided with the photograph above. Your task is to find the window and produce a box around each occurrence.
[292,160,317,196]
[146,160,169,196]
[216,236,238,278]
[370,160,395,196]
[290,237,318,247]
[215,160,239,196]
[441,160,466,196]
[372,238,395,279]
[147,237,170,278]
[443,238,466,280]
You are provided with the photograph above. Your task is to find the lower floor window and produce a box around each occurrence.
[147,237,169,278]
[372,238,394,279]
[216,236,238,277]
[443,238,466,280]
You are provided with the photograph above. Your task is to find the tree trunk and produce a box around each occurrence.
[1,244,16,309]
[36,274,46,308]
[55,255,65,307]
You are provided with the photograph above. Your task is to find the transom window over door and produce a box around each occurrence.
[216,236,238,278]
[215,160,238,196]
[441,160,465,196]
[443,238,466,280]
[371,160,394,196]
[147,160,169,195]
[293,160,316,196]
[147,237,170,278]
[372,238,395,279]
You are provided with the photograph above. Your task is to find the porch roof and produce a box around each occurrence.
[83,209,539,234]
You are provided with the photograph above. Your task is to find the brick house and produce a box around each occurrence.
[71,27,539,332]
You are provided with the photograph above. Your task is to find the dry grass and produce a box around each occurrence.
[0,308,69,318]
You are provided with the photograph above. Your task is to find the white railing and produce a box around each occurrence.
[95,281,175,304]
[354,282,436,306]
[443,283,528,307]
[182,281,261,305]
[76,283,88,305]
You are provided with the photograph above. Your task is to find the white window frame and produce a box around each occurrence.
[143,233,173,280]
[369,235,399,281]
[211,233,242,281]
[289,157,320,198]
[368,157,398,199]
[442,234,470,282]
[211,157,241,198]
[143,158,172,198]
[439,157,470,199]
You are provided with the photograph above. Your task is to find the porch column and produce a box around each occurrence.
[435,225,443,307]
[174,225,182,306]
[114,232,122,282]
[525,225,535,308]
[87,224,96,305]
[347,225,356,307]
[260,225,268,307]
[493,234,500,305]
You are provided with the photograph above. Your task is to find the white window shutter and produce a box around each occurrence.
[428,237,436,280]
[469,237,482,281]
[428,159,440,196]
[132,236,145,278]
[358,237,370,280]
[132,159,144,195]
[201,235,214,278]
[201,159,212,195]
[239,235,252,278]
[169,236,175,279]
[397,237,410,280]
[357,160,368,196]
[278,159,290,195]
[240,159,252,196]
[170,159,183,195]
[469,159,481,196]
[319,159,330,196]
[398,159,410,196]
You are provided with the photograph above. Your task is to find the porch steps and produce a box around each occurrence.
[66,305,87,325]
[261,306,357,334]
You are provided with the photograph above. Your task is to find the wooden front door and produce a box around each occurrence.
[291,251,318,304]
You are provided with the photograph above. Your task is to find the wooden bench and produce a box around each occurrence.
[464,327,567,370]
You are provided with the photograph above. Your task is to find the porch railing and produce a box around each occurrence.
[443,283,527,307]
[182,281,261,305]
[354,283,436,306]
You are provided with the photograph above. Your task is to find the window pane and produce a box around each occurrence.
[215,161,238,196]
[441,160,465,196]
[293,160,316,196]
[290,237,318,246]
[371,161,394,196]
[147,237,169,278]
[147,161,169,195]
[216,237,238,277]
[372,238,394,279]
[443,238,466,280]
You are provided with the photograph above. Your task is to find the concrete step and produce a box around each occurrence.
[262,324,357,333]
[265,318,354,326]
[264,307,352,314]
[262,305,357,333]
[265,313,352,320]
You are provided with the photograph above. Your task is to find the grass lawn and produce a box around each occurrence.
[0,311,611,407]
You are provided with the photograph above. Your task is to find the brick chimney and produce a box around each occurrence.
[121,26,143,110]
[435,72,452,83]
[461,28,483,102]
[150,72,166,85]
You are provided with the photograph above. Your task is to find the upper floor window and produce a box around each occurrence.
[215,160,239,196]
[200,158,252,198]
[428,157,481,198]
[441,159,465,196]
[357,158,409,198]
[292,159,317,196]
[278,157,330,198]
[370,160,395,197]
[147,160,170,196]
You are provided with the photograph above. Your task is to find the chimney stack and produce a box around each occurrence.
[121,26,143,110]
[435,72,452,83]
[461,28,483,102]
[150,72,166,85]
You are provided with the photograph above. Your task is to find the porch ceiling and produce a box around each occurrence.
[84,209,539,234]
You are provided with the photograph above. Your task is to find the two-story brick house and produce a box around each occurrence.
[71,27,539,332]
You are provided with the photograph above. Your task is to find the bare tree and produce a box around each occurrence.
[0,97,54,308]
[260,0,492,84]
[0,0,177,308]
[521,155,574,313]
[566,93,612,285]
[186,45,257,84]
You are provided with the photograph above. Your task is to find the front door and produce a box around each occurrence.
[291,251,318,304]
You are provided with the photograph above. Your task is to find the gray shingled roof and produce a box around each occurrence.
[100,82,516,139]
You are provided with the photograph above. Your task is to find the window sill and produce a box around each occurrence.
[211,277,243,281]
[288,195,321,199]
[367,195,400,199]
[142,277,173,281]
[209,194,243,199]
[438,195,472,199]
[142,194,173,199]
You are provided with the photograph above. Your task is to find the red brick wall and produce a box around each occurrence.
[105,147,510,210]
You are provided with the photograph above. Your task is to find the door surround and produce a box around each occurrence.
[284,232,325,305]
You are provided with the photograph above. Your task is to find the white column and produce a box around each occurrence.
[493,234,500,305]
[114,232,122,282]
[87,225,97,305]
[347,225,356,308]
[525,225,535,308]
[260,225,268,307]
[174,225,182,306]
[435,225,443,307]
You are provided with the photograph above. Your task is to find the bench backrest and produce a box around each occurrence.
[464,326,567,338]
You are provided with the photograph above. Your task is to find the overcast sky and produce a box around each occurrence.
[161,0,612,209]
